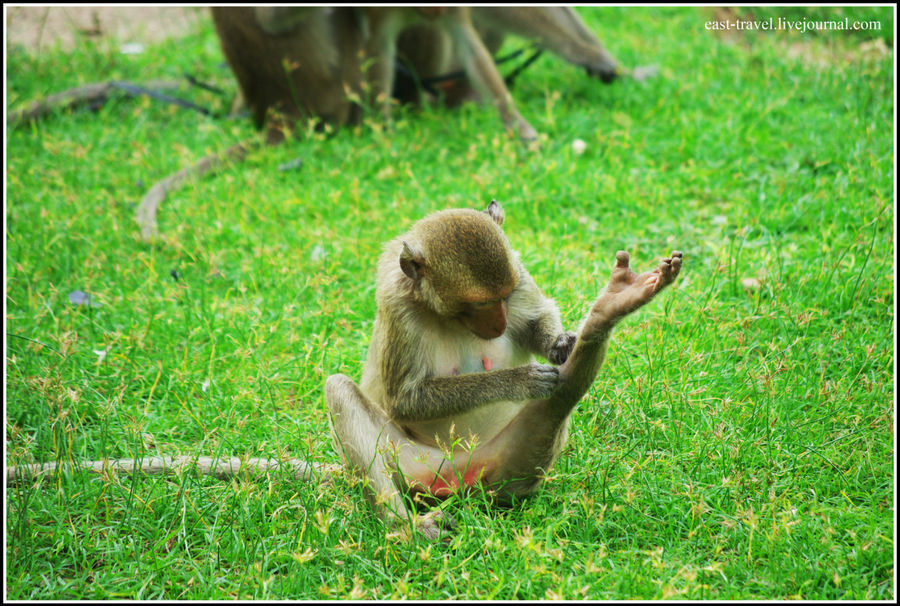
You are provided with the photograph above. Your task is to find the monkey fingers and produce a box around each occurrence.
[547,331,577,365]
[520,362,561,399]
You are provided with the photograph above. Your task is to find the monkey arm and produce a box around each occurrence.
[507,269,575,364]
[385,364,559,423]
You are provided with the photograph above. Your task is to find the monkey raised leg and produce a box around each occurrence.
[472,7,620,83]
[473,250,683,497]
[443,7,538,143]
[325,373,456,541]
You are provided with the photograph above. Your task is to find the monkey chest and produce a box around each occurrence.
[431,333,518,377]
[411,333,530,445]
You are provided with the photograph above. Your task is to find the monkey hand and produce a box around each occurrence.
[513,362,561,399]
[592,251,683,325]
[547,331,577,365]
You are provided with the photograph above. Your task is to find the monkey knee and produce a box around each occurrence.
[325,374,358,412]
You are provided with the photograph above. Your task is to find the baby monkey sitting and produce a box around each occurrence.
[326,200,682,540]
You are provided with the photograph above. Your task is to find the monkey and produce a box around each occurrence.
[325,200,682,540]
[135,7,627,239]
[362,7,540,142]
[209,7,366,144]
[364,7,621,143]
[212,7,622,143]
[397,5,627,119]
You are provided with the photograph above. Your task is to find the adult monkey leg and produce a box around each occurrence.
[325,374,456,540]
[476,250,683,496]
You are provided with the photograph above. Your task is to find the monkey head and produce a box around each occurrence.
[399,202,518,340]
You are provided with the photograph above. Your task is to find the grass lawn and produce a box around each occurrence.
[5,6,895,600]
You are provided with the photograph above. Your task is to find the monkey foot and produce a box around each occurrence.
[585,60,619,83]
[590,250,682,325]
[415,509,457,542]
[515,117,539,144]
[548,331,577,365]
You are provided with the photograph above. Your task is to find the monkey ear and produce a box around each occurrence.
[484,199,504,225]
[400,241,427,280]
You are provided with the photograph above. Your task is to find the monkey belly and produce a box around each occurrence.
[405,399,521,448]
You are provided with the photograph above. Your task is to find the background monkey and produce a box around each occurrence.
[137,7,625,238]
[380,7,622,142]
[211,7,621,143]
[363,7,541,142]
[210,7,366,143]
[326,200,682,540]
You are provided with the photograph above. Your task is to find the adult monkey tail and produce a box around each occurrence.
[135,137,262,242]
[135,6,366,242]
[5,455,340,486]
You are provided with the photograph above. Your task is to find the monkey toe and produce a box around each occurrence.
[659,252,683,283]
[670,251,683,278]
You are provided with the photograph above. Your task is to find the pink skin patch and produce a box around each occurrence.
[425,463,487,498]
[482,357,492,371]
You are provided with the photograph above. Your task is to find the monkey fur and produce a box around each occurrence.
[326,200,682,540]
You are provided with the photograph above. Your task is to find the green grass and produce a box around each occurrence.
[5,6,895,600]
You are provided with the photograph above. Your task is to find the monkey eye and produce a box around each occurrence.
[471,300,498,310]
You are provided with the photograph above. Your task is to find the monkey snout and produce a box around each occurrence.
[483,310,508,340]
[484,323,507,340]
[469,318,506,340]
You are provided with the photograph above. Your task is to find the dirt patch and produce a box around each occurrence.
[6,6,208,53]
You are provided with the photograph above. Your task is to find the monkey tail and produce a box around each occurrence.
[136,138,262,242]
[5,456,339,486]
